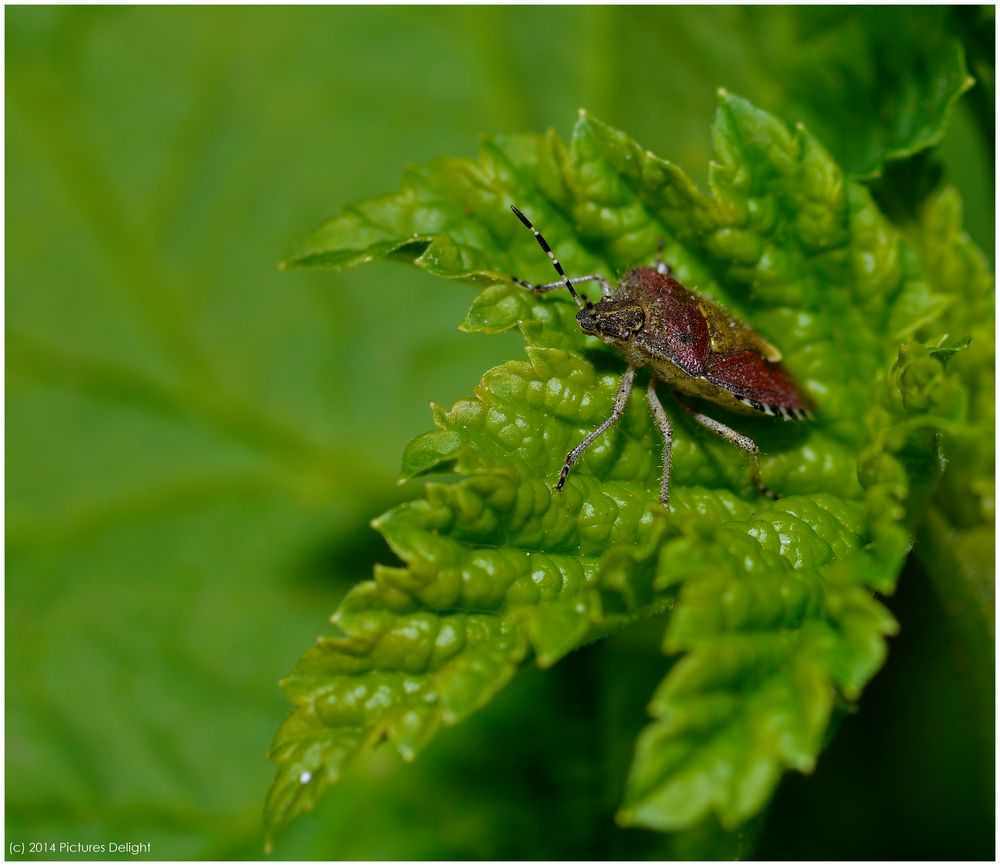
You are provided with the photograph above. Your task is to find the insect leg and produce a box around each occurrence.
[556,367,636,493]
[654,239,672,277]
[675,395,778,500]
[511,273,611,297]
[645,378,673,508]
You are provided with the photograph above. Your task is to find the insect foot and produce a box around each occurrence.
[555,367,637,494]
[509,203,813,509]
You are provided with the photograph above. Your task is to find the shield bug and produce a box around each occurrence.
[509,204,813,508]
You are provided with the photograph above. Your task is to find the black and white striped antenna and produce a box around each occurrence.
[510,205,587,309]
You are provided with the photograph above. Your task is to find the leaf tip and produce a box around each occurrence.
[615,807,635,828]
[793,754,816,774]
[715,86,743,115]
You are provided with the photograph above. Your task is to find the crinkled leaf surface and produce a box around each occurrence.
[268,92,978,843]
[874,173,994,685]
[900,185,995,746]
[905,186,994,564]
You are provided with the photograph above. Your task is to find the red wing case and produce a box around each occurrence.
[706,350,813,419]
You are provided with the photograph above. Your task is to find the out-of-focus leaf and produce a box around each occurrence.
[271,93,972,841]
[592,7,974,181]
[5,8,524,859]
[747,7,974,178]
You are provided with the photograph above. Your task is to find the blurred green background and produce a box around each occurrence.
[7,6,993,859]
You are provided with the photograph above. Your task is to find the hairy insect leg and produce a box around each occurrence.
[645,378,673,508]
[655,239,672,277]
[511,273,612,298]
[556,367,636,493]
[675,395,778,500]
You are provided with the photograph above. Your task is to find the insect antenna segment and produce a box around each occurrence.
[510,205,590,309]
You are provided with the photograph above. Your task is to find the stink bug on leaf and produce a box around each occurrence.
[510,205,814,508]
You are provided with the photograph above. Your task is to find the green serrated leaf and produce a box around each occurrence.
[929,336,972,365]
[904,186,994,530]
[896,185,995,736]
[269,93,981,843]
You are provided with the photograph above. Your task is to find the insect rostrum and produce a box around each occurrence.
[510,204,814,507]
